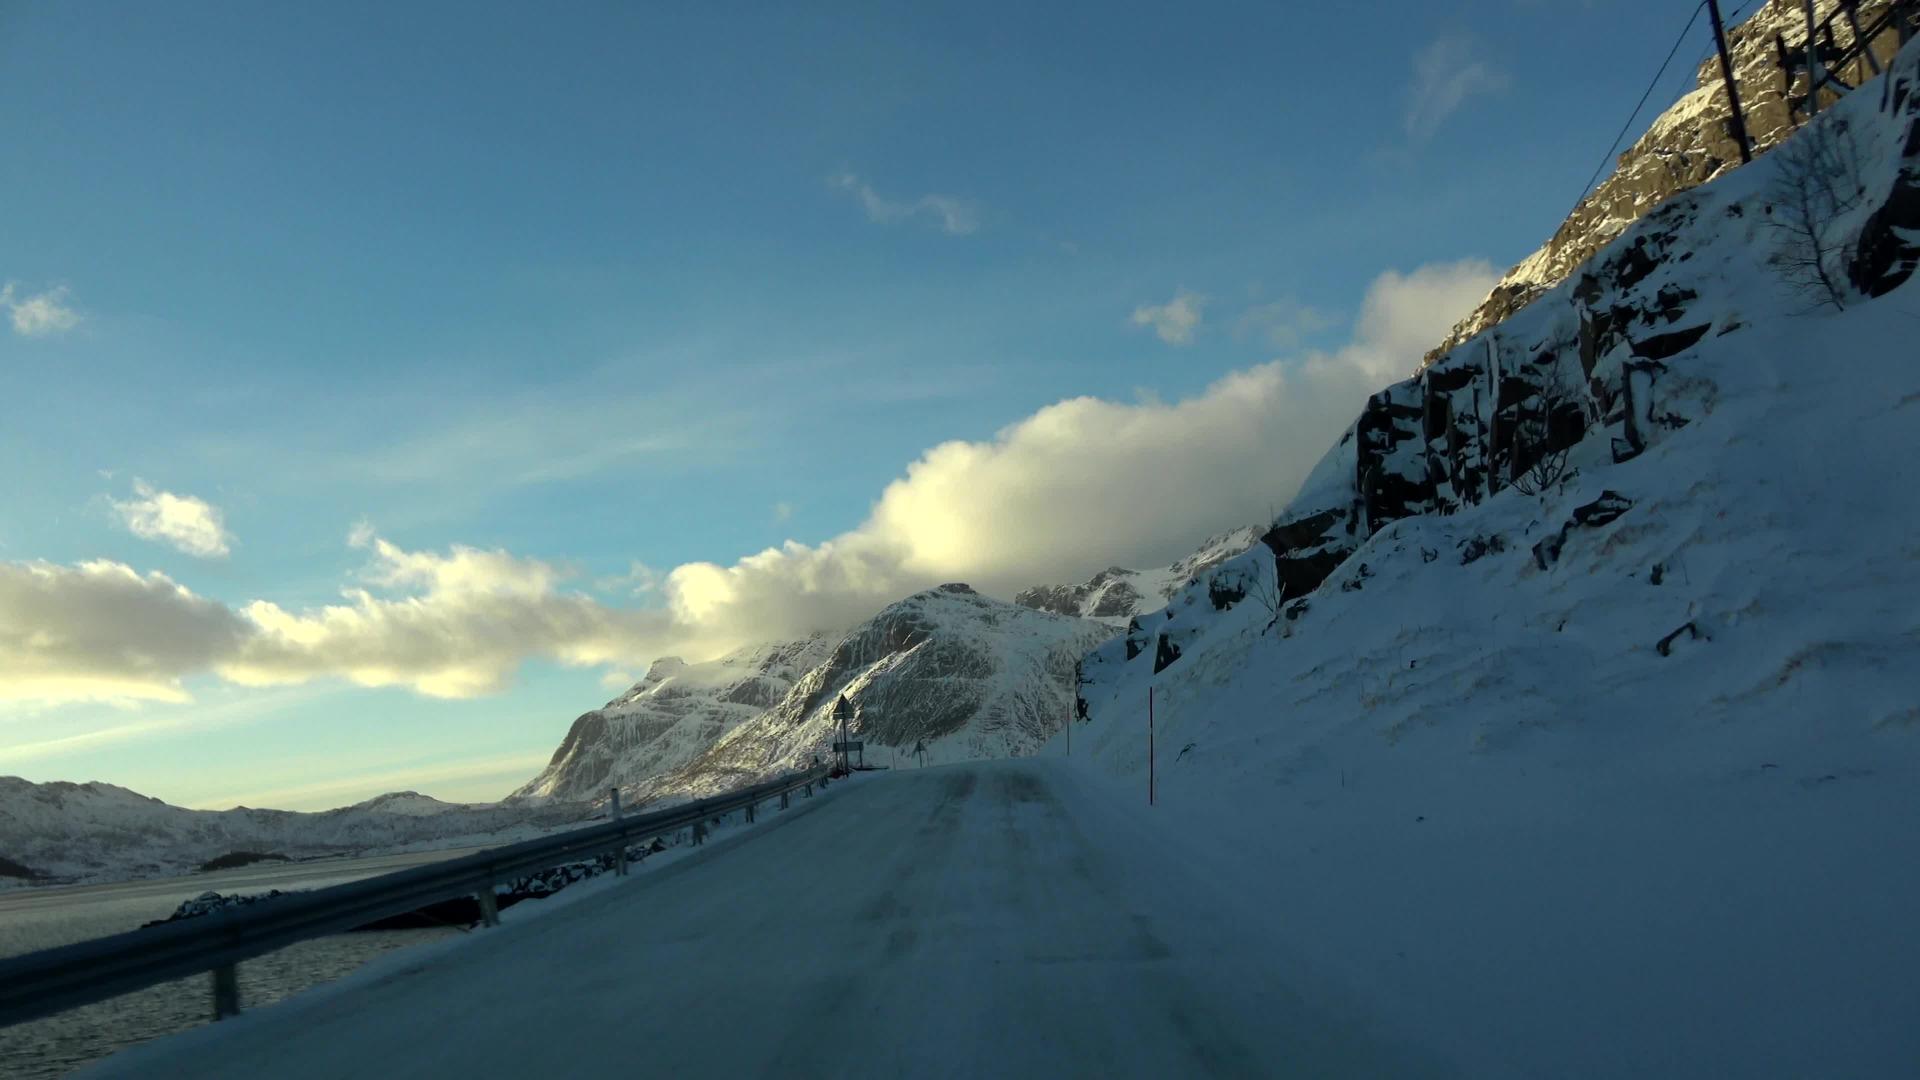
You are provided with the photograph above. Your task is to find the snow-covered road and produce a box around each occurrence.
[90,760,1447,1078]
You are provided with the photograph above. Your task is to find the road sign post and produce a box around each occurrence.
[610,788,627,876]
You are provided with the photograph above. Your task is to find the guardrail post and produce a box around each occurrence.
[211,963,240,1020]
[475,887,501,928]
[804,782,813,798]
[692,820,707,846]
[780,790,790,810]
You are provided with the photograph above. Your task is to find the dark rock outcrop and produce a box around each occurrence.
[0,855,45,881]
[197,851,291,873]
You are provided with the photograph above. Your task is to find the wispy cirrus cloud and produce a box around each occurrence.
[1404,35,1509,142]
[830,172,980,235]
[110,480,234,558]
[1234,297,1336,351]
[1130,290,1207,346]
[594,560,662,597]
[2,282,81,337]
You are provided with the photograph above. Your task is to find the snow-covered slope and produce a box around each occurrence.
[513,637,833,803]
[0,778,590,885]
[1433,0,1913,360]
[620,585,1114,801]
[1069,40,1920,1077]
[1013,525,1262,623]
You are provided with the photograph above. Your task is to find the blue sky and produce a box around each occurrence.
[1,0,1720,809]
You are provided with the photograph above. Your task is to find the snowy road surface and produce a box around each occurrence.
[90,760,1446,1078]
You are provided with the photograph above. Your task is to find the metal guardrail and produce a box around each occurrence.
[0,765,833,1029]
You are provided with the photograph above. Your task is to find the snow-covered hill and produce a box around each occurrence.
[539,585,1114,805]
[514,637,833,803]
[0,778,590,885]
[1068,39,1920,1077]
[1433,0,1913,361]
[1013,525,1261,623]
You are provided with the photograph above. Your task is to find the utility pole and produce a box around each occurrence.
[1804,0,1822,119]
[610,787,627,876]
[1148,685,1156,808]
[1707,0,1756,163]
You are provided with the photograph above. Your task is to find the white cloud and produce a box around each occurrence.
[0,537,676,705]
[655,259,1499,651]
[0,260,1498,708]
[599,670,636,692]
[225,533,671,699]
[1,283,81,337]
[1311,260,1499,384]
[111,480,234,558]
[773,501,795,522]
[830,173,980,235]
[1234,298,1336,350]
[1404,36,1509,141]
[0,560,252,703]
[594,560,661,597]
[1130,290,1207,346]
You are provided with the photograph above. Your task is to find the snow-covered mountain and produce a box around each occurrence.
[1013,526,1262,623]
[1433,0,1913,360]
[514,637,834,803]
[1066,39,1920,1076]
[0,778,590,885]
[520,532,1265,806]
[527,585,1114,806]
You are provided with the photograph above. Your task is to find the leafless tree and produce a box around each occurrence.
[1241,558,1287,635]
[1510,365,1583,496]
[1766,118,1868,312]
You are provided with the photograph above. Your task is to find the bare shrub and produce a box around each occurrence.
[1510,365,1585,496]
[1766,119,1867,312]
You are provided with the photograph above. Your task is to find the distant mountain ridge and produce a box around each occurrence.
[0,777,589,886]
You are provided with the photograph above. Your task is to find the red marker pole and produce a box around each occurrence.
[1148,685,1156,807]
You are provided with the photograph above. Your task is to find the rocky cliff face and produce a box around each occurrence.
[1013,526,1263,623]
[581,585,1114,803]
[1082,33,1920,718]
[1432,0,1913,361]
[513,637,833,803]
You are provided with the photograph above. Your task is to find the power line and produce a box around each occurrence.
[1568,0,1711,215]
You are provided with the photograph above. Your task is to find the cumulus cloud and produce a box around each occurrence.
[1130,290,1206,346]
[0,560,252,703]
[111,480,234,558]
[0,534,683,705]
[830,173,980,235]
[0,260,1498,706]
[1310,260,1499,384]
[654,259,1499,651]
[2,283,81,337]
[1404,36,1509,141]
[224,532,672,699]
